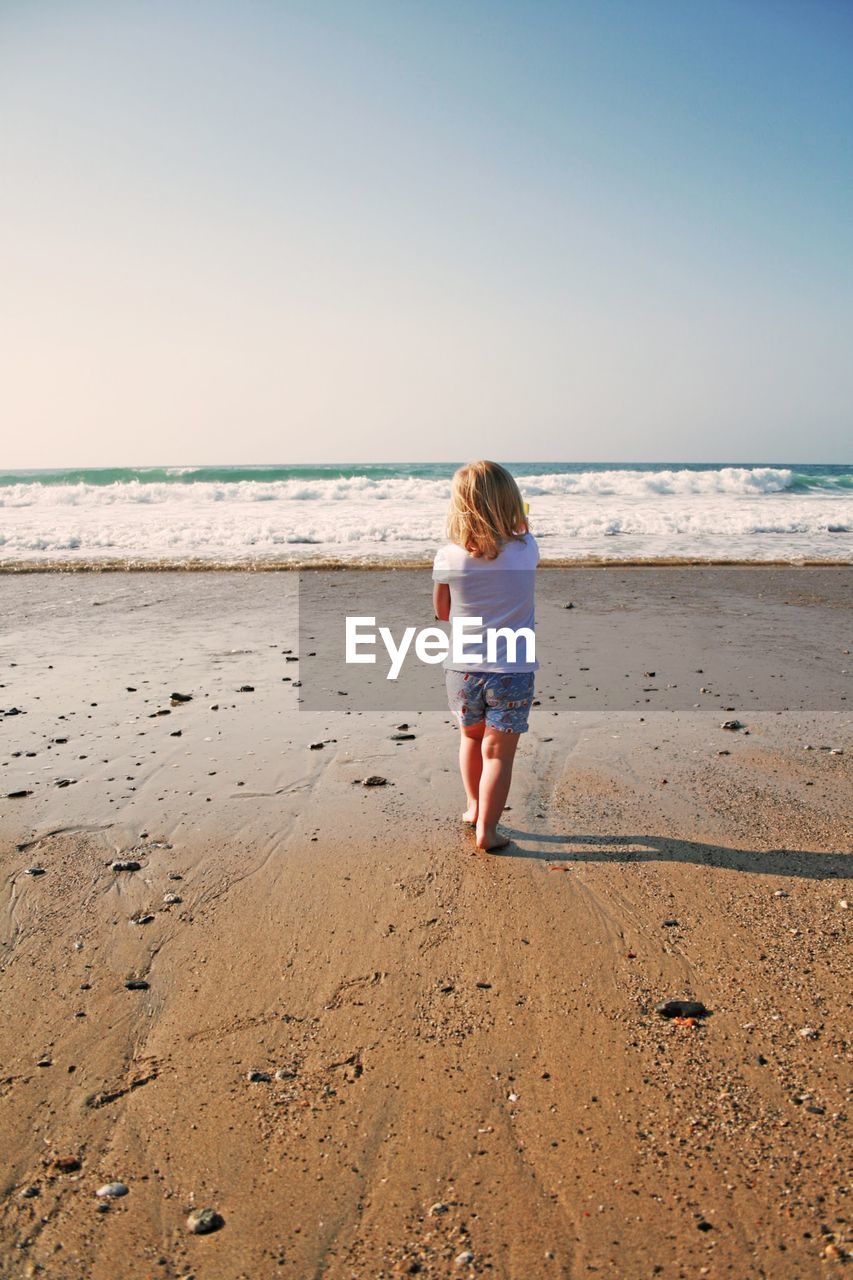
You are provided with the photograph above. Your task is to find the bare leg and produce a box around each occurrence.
[459,721,485,823]
[476,729,520,851]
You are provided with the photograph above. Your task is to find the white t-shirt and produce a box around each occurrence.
[432,533,539,672]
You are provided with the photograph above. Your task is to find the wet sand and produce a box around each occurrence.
[0,567,850,1279]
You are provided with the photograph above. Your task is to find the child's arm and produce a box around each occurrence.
[433,582,451,622]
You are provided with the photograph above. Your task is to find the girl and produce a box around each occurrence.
[433,461,538,852]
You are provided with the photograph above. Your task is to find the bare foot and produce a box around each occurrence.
[475,828,510,852]
[462,806,478,826]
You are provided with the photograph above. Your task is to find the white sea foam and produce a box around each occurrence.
[0,468,849,564]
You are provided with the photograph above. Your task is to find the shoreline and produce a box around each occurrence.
[1,556,851,573]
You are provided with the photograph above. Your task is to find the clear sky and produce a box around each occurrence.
[1,0,851,466]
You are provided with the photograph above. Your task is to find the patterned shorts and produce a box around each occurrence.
[445,670,535,734]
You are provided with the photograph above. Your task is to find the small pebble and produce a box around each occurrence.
[455,1252,474,1266]
[95,1182,128,1198]
[655,999,709,1019]
[163,892,182,904]
[111,860,141,873]
[186,1207,223,1235]
[247,1070,271,1083]
[798,1027,820,1040]
[428,1202,449,1216]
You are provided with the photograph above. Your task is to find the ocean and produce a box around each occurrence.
[0,463,850,567]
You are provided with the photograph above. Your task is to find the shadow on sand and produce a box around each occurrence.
[500,829,851,881]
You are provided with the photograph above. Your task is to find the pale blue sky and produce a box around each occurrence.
[1,0,851,465]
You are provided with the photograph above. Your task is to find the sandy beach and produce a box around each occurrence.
[1,566,850,1279]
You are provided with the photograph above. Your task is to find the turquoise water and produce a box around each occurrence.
[1,462,850,491]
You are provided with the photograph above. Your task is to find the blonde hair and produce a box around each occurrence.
[447,460,528,560]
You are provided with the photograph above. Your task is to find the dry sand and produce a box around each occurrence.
[0,567,850,1280]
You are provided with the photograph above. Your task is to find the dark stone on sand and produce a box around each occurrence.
[247,1069,271,1082]
[130,913,155,925]
[391,733,416,740]
[662,919,679,927]
[170,730,182,737]
[126,686,137,692]
[170,692,193,702]
[655,999,710,1019]
[111,860,141,872]
[4,707,23,716]
[54,777,75,787]
[697,1221,713,1232]
[362,776,388,787]
[564,602,574,608]
[309,742,325,749]
[186,1207,223,1235]
[124,979,150,990]
[6,789,33,798]
[722,719,744,730]
[25,866,46,876]
[239,684,254,692]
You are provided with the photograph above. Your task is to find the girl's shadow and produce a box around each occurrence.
[500,828,851,881]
